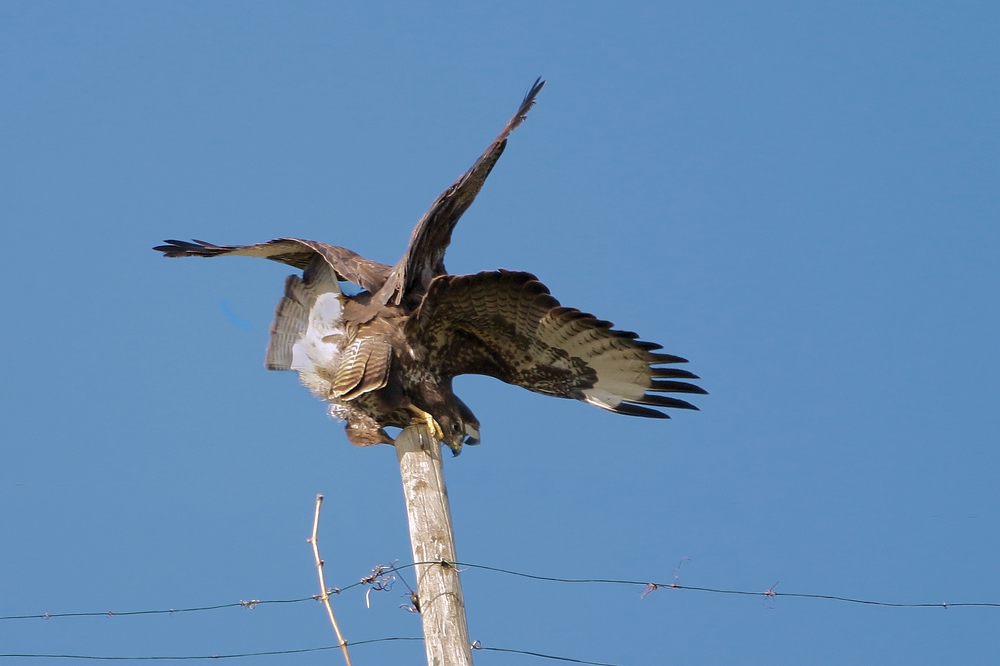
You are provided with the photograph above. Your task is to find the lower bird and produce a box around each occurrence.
[155,79,705,455]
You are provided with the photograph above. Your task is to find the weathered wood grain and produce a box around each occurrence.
[395,425,474,666]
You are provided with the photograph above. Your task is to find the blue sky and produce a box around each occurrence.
[1,2,997,664]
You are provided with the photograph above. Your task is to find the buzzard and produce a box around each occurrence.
[155,79,705,455]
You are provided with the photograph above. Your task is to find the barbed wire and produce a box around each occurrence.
[443,561,1000,609]
[2,558,996,623]
[472,642,620,666]
[3,559,996,665]
[0,637,420,660]
[0,598,315,622]
[0,639,621,666]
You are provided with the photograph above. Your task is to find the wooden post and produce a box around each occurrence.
[395,424,474,666]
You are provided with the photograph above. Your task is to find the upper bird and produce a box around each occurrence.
[155,79,705,455]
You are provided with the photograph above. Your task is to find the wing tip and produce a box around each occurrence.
[508,77,546,132]
[634,394,701,411]
[524,76,545,108]
[153,239,223,258]
[649,352,690,365]
[609,402,672,419]
[650,380,709,396]
[651,367,701,380]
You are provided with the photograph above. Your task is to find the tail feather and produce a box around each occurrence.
[265,256,343,371]
[266,275,310,370]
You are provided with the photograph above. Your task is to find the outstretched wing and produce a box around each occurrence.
[154,238,391,294]
[378,78,546,306]
[406,271,706,418]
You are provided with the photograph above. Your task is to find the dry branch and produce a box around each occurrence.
[307,494,353,666]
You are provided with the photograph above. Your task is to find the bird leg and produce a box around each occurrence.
[407,405,444,444]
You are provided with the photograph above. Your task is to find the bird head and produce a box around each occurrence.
[436,398,481,456]
[437,414,480,456]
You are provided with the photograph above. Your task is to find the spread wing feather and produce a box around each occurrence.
[406,270,706,417]
[154,238,391,294]
[379,78,546,306]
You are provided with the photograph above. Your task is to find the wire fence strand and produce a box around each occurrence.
[474,643,621,666]
[0,639,624,666]
[0,638,421,660]
[3,559,997,665]
[446,562,1000,609]
[0,598,316,622]
[3,559,997,624]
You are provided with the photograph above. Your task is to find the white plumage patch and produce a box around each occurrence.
[580,367,650,409]
[582,389,625,411]
[291,292,345,371]
[266,260,347,400]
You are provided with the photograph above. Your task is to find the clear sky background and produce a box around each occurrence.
[2,2,997,664]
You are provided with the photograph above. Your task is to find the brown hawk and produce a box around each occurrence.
[155,79,705,455]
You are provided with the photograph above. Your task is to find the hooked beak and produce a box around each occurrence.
[442,421,480,457]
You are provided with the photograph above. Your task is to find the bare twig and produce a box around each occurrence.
[307,495,353,666]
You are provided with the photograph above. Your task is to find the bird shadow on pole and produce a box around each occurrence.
[395,424,474,666]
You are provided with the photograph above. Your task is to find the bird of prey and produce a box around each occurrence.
[155,79,705,455]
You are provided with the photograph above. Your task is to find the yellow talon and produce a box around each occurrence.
[408,406,444,443]
[425,412,444,443]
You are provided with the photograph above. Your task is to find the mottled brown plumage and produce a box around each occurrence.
[155,78,705,455]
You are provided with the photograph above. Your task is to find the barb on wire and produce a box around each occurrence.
[359,562,397,609]
[386,562,420,613]
[306,494,352,666]
[673,557,691,585]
